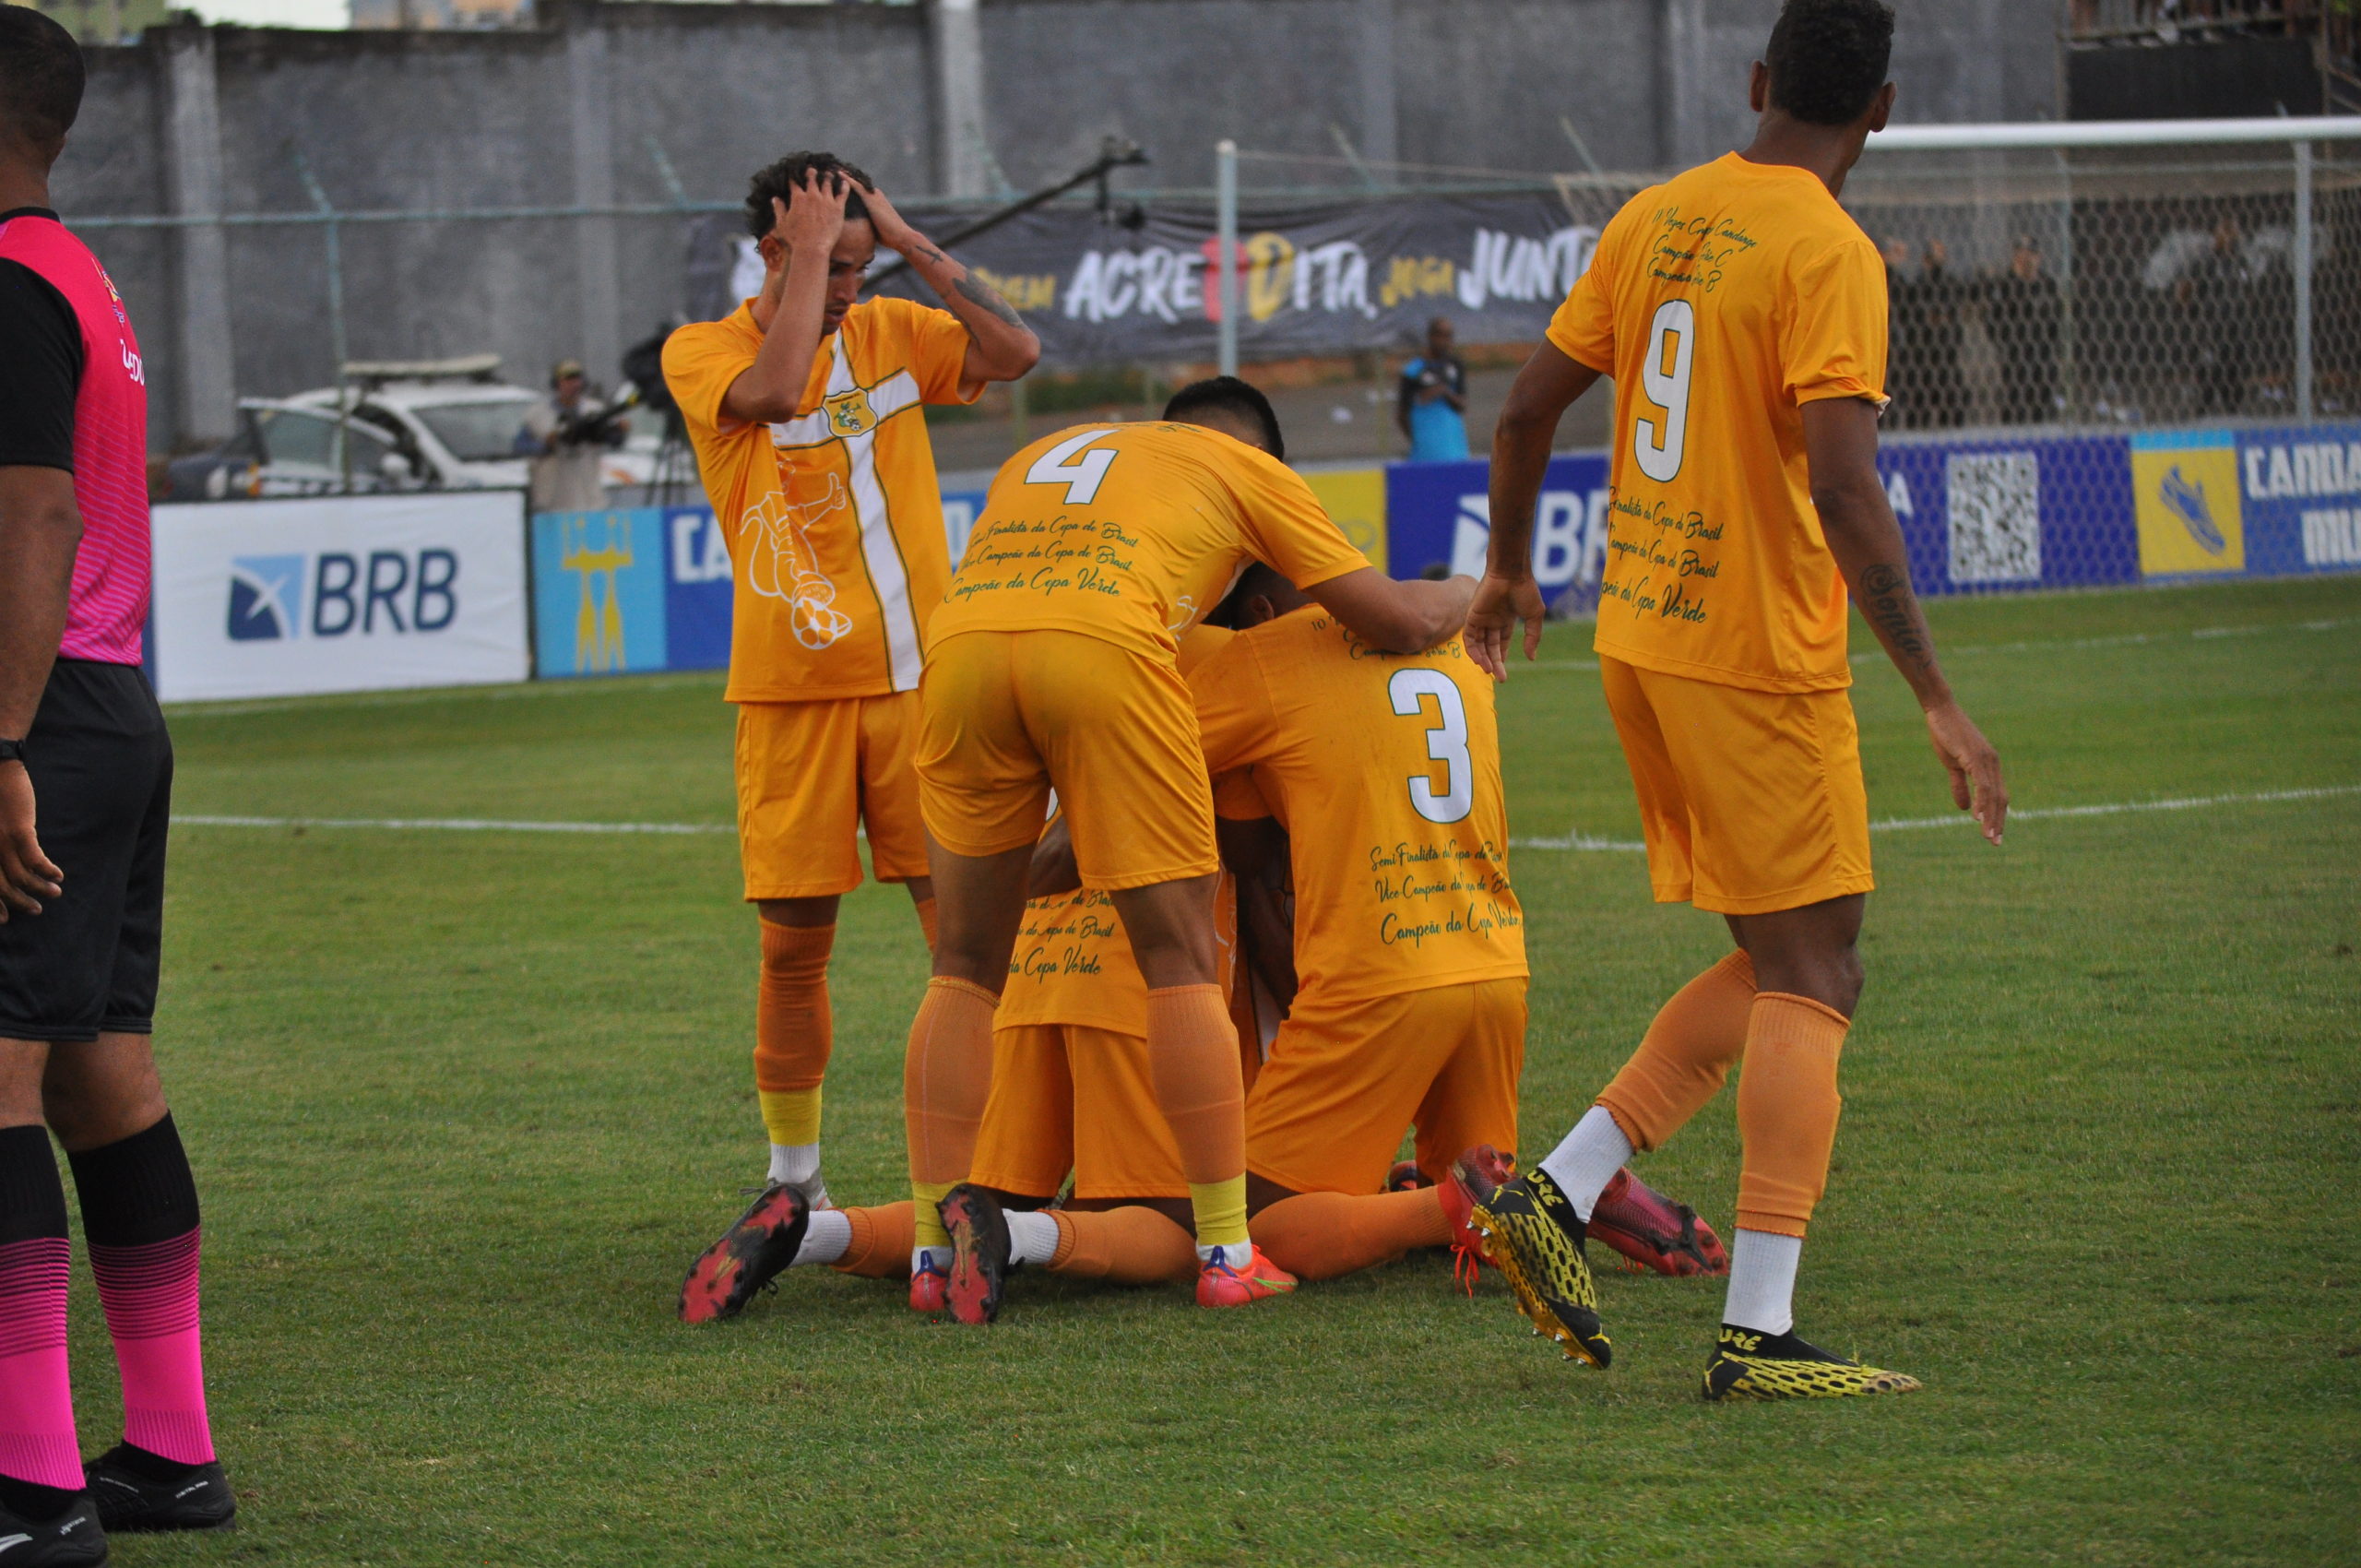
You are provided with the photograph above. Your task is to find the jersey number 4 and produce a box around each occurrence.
[1026,428,1119,505]
[1633,298,1696,483]
[1389,668,1474,825]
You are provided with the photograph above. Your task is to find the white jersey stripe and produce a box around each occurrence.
[831,337,925,691]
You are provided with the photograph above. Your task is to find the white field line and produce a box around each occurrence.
[174,783,2358,848]
[173,814,734,836]
[1509,783,2361,852]
[1520,615,2355,672]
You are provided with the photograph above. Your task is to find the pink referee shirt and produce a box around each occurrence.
[0,211,150,665]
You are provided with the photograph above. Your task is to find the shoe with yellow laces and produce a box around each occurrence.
[1700,1324,1922,1402]
[1463,1161,1610,1369]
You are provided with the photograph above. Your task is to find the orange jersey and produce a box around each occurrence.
[663,296,977,703]
[1189,607,1526,1006]
[1549,153,1888,694]
[928,422,1368,666]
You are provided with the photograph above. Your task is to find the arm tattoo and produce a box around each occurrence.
[955,274,1026,329]
[915,244,949,267]
[1857,562,1934,669]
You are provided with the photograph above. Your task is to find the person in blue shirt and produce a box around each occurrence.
[1396,315,1470,462]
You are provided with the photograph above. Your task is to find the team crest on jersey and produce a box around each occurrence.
[98,263,128,326]
[824,388,877,438]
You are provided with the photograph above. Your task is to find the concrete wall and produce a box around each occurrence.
[52,0,2064,448]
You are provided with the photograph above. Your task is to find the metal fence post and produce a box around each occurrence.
[291,149,352,489]
[2296,138,2315,422]
[1216,138,1239,377]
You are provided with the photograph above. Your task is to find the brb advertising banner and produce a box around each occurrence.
[1378,421,2361,600]
[151,493,529,702]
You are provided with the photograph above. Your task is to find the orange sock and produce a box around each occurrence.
[912,897,940,956]
[1046,1206,1198,1284]
[754,921,835,1146]
[1594,949,1756,1151]
[1251,1188,1451,1281]
[1733,992,1848,1238]
[1144,984,1249,1253]
[830,1202,916,1278]
[904,976,999,1249]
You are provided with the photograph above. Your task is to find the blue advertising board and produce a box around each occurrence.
[529,508,670,678]
[1386,455,1613,612]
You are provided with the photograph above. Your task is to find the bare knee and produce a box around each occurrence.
[42,1035,167,1153]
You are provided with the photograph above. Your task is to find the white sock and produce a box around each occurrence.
[792,1207,852,1268]
[1722,1229,1803,1336]
[913,1244,954,1276]
[1006,1209,1061,1267]
[767,1142,825,1206]
[1536,1106,1635,1220]
[1198,1240,1252,1266]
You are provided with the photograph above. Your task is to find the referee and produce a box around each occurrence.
[0,12,233,1559]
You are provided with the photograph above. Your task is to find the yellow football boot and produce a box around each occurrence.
[1701,1325,1923,1401]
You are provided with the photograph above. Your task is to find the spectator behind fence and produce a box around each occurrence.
[518,357,626,514]
[1985,235,2060,425]
[2184,218,2254,416]
[1916,240,1968,427]
[1880,237,1924,427]
[1397,315,1470,461]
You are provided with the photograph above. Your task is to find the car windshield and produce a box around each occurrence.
[253,409,392,471]
[412,397,537,463]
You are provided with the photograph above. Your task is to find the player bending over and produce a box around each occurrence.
[1462,0,2006,1400]
[668,153,1038,1322]
[900,377,1473,1312]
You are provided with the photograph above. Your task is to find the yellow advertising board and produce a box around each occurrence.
[2131,433,2245,576]
[1303,468,1388,574]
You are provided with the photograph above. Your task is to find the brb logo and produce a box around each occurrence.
[226,550,460,642]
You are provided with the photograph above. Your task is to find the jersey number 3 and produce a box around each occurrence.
[1633,298,1695,483]
[1389,669,1474,825]
[1026,428,1119,505]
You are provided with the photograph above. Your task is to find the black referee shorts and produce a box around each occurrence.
[0,659,172,1043]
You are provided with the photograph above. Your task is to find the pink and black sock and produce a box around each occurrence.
[68,1113,214,1476]
[0,1124,82,1521]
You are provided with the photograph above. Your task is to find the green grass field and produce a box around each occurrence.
[81,575,2359,1565]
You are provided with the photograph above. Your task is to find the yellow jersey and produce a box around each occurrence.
[1189,606,1526,1007]
[663,295,978,703]
[928,422,1369,665]
[1549,152,1888,693]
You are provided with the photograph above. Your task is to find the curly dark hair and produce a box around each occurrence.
[1764,0,1894,127]
[0,5,84,146]
[1162,375,1285,463]
[744,151,874,240]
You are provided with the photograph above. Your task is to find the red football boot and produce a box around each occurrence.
[1587,1168,1729,1277]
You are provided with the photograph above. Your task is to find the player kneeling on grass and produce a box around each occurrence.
[1462,0,2005,1401]
[899,378,1475,1313]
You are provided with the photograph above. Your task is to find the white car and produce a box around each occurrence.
[164,398,426,501]
[286,357,541,493]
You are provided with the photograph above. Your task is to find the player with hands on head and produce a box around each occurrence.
[1460,0,2003,1399]
[667,151,1038,1324]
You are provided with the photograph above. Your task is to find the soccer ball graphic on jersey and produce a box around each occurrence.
[742,477,856,648]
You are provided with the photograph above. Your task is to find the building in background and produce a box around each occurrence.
[28,0,171,45]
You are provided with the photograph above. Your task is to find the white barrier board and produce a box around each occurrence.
[151,493,529,702]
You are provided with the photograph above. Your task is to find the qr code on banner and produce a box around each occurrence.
[1946,452,2043,584]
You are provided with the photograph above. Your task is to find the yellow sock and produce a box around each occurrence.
[911,1179,955,1251]
[1189,1176,1250,1253]
[758,1087,823,1147]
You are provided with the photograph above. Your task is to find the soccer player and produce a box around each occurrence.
[0,13,236,1558]
[667,152,1038,1320]
[1189,567,1731,1285]
[901,377,1473,1311]
[1462,0,2006,1400]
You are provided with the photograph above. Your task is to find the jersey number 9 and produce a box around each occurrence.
[1389,668,1474,826]
[1633,298,1695,483]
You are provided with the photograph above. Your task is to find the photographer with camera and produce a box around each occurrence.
[519,357,627,514]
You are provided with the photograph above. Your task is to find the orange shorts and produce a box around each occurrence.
[1601,655,1874,917]
[1246,978,1525,1195]
[734,692,930,900]
[967,1024,1189,1201]
[917,629,1218,891]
